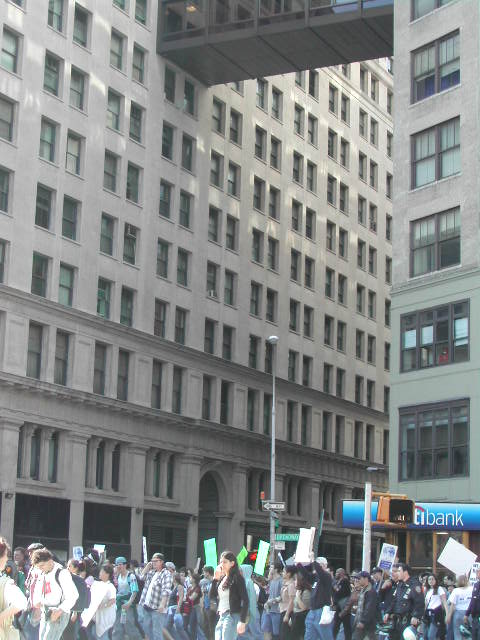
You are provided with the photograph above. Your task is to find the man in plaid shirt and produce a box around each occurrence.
[140,552,173,640]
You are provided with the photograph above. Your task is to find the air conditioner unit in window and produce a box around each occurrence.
[207,290,218,298]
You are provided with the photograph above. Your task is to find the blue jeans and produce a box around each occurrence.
[89,623,111,640]
[39,611,70,640]
[215,613,240,640]
[305,608,334,640]
[142,609,168,640]
[453,611,466,640]
[113,608,143,640]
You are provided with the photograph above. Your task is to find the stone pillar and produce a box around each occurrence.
[216,512,234,557]
[290,478,298,516]
[39,428,54,482]
[85,437,100,488]
[127,445,149,561]
[0,419,22,542]
[103,441,116,492]
[160,452,170,498]
[180,455,202,566]
[66,433,88,555]
[229,465,248,553]
[345,534,352,574]
[19,423,33,479]
[144,449,154,498]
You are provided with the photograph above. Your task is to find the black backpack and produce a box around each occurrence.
[55,570,90,612]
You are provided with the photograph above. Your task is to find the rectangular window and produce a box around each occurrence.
[126,163,140,203]
[58,263,74,306]
[360,65,368,92]
[0,240,6,283]
[301,405,311,445]
[327,175,336,206]
[27,323,43,379]
[44,53,61,98]
[265,341,273,374]
[62,196,78,240]
[54,331,69,386]
[324,315,333,347]
[271,87,282,119]
[356,330,364,359]
[151,360,163,410]
[288,350,297,383]
[337,321,346,352]
[370,118,378,146]
[73,4,89,47]
[341,94,350,124]
[70,67,85,110]
[206,261,218,296]
[307,115,317,146]
[97,278,111,319]
[412,0,453,20]
[289,299,299,332]
[250,282,261,317]
[328,129,337,159]
[107,89,121,130]
[204,319,216,354]
[159,180,171,218]
[164,67,175,102]
[65,132,81,175]
[246,389,257,431]
[328,84,338,114]
[326,221,336,252]
[399,400,469,481]
[157,240,169,278]
[385,299,391,327]
[248,335,259,369]
[369,204,377,232]
[132,45,145,84]
[208,206,219,242]
[412,118,460,188]
[338,274,347,305]
[110,30,124,69]
[256,79,267,110]
[117,350,129,400]
[336,368,345,398]
[305,208,315,240]
[253,177,265,211]
[220,381,232,425]
[266,288,277,323]
[123,223,138,265]
[304,306,313,338]
[357,284,365,314]
[367,334,376,364]
[323,364,332,394]
[411,207,460,276]
[172,366,183,414]
[212,97,225,134]
[412,31,459,103]
[340,139,349,168]
[181,134,194,172]
[176,249,189,286]
[0,168,10,214]
[387,131,393,158]
[229,109,242,144]
[129,103,143,142]
[1,28,19,74]
[355,377,364,405]
[290,250,300,282]
[304,257,314,288]
[179,191,192,228]
[48,0,64,32]
[0,96,13,143]
[184,80,195,115]
[222,326,233,360]
[322,411,331,448]
[174,307,187,344]
[93,342,106,395]
[162,122,174,160]
[294,104,304,136]
[135,0,147,24]
[269,186,280,220]
[291,200,302,232]
[286,401,296,442]
[325,267,335,299]
[401,300,469,371]
[120,287,134,326]
[226,216,237,250]
[31,253,48,297]
[154,299,167,338]
[368,246,377,275]
[339,228,348,258]
[368,290,376,319]
[307,162,316,192]
[202,376,212,420]
[227,162,240,197]
[292,152,303,184]
[359,109,368,138]
[210,151,222,187]
[103,151,118,192]
[339,183,348,213]
[255,125,266,159]
[354,421,363,457]
[40,119,56,163]
[370,160,378,189]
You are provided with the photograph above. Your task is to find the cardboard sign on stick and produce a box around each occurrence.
[437,537,477,577]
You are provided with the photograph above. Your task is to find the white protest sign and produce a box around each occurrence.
[437,537,477,577]
[469,562,480,585]
[142,537,148,564]
[378,543,398,572]
[81,580,109,627]
[73,546,84,561]
[295,527,315,563]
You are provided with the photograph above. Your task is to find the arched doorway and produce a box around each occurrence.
[197,472,220,558]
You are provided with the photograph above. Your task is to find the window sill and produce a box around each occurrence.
[126,198,143,209]
[65,169,84,180]
[43,88,64,103]
[129,137,146,149]
[73,40,92,55]
[103,187,121,199]
[1,66,22,81]
[122,261,140,270]
[225,247,239,256]
[106,125,123,136]
[61,235,81,247]
[178,223,193,234]
[410,171,461,194]
[132,78,147,90]
[159,213,174,224]
[409,82,461,108]
[38,156,60,169]
[69,104,88,117]
[227,192,240,201]
[34,223,54,234]
[109,64,128,77]
[99,251,118,261]
[155,274,171,284]
[176,283,192,292]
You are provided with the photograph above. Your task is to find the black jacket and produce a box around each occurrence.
[466,581,480,617]
[210,573,249,623]
[355,584,379,629]
[387,577,424,619]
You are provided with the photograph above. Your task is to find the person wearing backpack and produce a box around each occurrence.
[30,548,79,640]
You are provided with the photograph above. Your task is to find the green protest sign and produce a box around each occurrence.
[237,546,248,565]
[254,540,270,576]
[204,538,217,567]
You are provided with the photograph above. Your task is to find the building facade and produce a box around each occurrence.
[0,0,392,568]
[390,0,480,568]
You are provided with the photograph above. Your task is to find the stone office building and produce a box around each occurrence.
[0,0,392,568]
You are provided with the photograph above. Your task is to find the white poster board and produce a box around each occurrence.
[378,543,398,572]
[295,527,315,563]
[437,537,477,577]
[81,580,109,627]
[142,536,148,564]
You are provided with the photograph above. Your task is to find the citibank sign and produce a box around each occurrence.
[341,501,480,531]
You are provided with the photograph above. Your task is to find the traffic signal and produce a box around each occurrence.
[376,495,415,525]
[247,550,258,562]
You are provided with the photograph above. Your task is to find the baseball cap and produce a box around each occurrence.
[165,562,176,570]
[353,571,371,579]
[27,543,44,552]
[372,567,383,574]
[316,556,328,567]
[151,553,165,561]
[115,556,128,565]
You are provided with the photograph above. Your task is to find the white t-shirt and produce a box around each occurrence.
[2,577,28,610]
[448,587,473,611]
[217,578,230,614]
[425,586,446,610]
[94,583,116,638]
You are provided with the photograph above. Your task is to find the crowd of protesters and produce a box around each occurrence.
[1,537,480,640]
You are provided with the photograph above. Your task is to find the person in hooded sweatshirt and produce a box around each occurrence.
[239,565,262,640]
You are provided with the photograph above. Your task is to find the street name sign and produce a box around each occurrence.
[262,501,286,511]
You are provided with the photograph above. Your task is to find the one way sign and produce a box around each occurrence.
[262,501,286,512]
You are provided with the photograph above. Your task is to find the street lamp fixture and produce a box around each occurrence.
[266,336,279,566]
[362,466,379,572]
